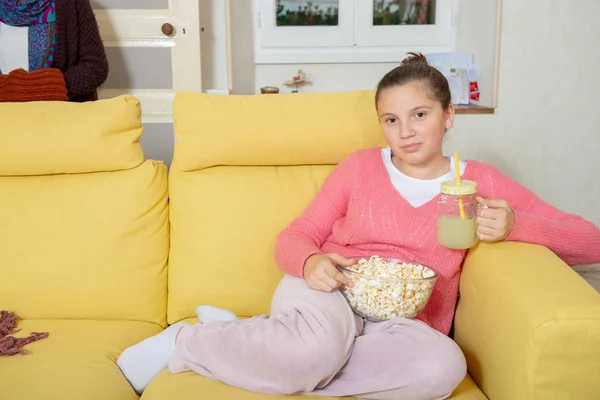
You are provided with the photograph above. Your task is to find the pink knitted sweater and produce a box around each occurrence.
[274,148,600,334]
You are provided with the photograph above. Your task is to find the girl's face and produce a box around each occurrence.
[377,81,454,168]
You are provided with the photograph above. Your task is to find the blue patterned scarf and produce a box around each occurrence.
[0,0,57,72]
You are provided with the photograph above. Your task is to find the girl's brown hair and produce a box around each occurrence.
[375,52,451,110]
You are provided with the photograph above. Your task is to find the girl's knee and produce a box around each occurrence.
[276,325,351,394]
[426,336,467,397]
[301,335,349,372]
[373,336,466,400]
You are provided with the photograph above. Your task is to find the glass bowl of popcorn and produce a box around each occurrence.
[338,256,437,322]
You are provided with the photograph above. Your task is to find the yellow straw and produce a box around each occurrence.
[454,152,466,219]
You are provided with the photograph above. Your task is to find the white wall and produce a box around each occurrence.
[446,0,600,227]
[203,0,600,228]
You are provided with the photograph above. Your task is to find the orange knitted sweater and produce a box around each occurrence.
[0,68,68,102]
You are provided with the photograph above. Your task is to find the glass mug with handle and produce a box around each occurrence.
[437,180,487,250]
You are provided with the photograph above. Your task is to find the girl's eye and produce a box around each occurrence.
[386,117,398,124]
[415,112,426,119]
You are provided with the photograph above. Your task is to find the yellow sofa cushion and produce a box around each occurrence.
[0,319,162,400]
[0,160,169,324]
[168,165,334,321]
[141,369,486,400]
[0,95,144,176]
[168,91,386,323]
[172,91,385,171]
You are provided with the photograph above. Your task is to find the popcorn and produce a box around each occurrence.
[341,256,436,321]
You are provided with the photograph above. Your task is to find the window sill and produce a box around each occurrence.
[454,104,495,114]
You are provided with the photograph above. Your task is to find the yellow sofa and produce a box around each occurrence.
[1,92,599,400]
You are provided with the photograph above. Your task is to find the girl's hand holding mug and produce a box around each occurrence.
[476,197,515,242]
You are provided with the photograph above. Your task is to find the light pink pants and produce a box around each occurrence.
[170,275,466,400]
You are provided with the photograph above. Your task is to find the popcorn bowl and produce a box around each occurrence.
[338,256,438,322]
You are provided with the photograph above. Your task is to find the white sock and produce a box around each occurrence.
[195,305,238,324]
[116,321,190,394]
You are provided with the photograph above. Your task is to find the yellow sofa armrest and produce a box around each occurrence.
[454,242,600,400]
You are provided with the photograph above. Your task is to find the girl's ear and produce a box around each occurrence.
[445,104,455,131]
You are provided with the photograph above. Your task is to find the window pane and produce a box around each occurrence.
[373,0,436,26]
[276,0,339,26]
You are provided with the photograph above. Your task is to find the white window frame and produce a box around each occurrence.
[256,0,355,48]
[356,0,453,47]
[254,0,455,64]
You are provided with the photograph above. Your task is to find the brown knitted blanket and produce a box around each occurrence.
[0,311,49,356]
[0,68,68,102]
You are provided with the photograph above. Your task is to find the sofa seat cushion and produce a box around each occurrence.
[0,319,162,400]
[142,368,486,400]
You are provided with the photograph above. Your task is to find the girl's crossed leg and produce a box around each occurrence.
[170,275,466,399]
